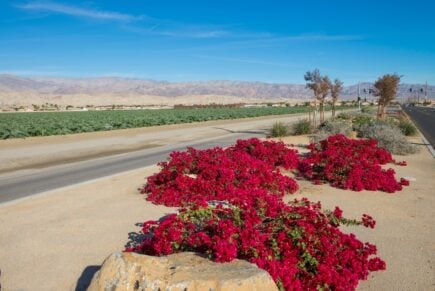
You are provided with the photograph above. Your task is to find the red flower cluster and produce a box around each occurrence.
[129,138,386,290]
[400,178,410,186]
[142,138,299,207]
[299,134,409,193]
[233,138,299,169]
[129,197,385,291]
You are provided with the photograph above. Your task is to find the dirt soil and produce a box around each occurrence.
[0,135,434,290]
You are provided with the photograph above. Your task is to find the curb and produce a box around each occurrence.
[419,133,435,158]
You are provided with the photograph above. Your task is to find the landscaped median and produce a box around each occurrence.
[0,132,433,290]
[91,135,413,291]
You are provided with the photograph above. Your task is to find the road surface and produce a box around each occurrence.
[3,109,324,204]
[402,106,435,148]
[0,130,267,204]
[0,109,356,204]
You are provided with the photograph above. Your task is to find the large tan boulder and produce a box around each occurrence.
[88,251,278,291]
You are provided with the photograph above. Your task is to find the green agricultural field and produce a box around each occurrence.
[0,106,348,139]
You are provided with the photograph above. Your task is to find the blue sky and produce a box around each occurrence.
[0,0,434,85]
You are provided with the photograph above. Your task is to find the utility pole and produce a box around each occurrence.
[417,87,424,104]
[358,83,360,99]
[425,81,428,101]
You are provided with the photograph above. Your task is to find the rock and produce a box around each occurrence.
[88,252,278,291]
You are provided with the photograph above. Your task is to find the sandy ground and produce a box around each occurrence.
[0,135,434,290]
[0,166,176,291]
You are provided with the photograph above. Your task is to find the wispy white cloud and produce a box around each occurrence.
[282,34,364,41]
[173,29,229,39]
[192,55,309,69]
[148,33,364,55]
[0,69,65,76]
[16,1,143,21]
[123,22,364,41]
[15,1,229,38]
[219,33,365,48]
[122,24,230,39]
[14,2,365,42]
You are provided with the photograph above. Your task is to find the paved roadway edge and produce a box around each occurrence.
[419,133,435,158]
[401,107,435,159]
[0,131,257,206]
[0,165,158,208]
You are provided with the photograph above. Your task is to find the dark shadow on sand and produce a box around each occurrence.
[75,265,100,291]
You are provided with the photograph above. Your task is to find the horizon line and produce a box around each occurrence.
[1,73,433,87]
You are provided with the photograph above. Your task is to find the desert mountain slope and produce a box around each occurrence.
[0,74,432,107]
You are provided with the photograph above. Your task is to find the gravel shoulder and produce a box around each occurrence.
[0,134,433,290]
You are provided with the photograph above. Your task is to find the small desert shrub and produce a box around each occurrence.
[397,120,417,136]
[361,106,374,114]
[311,119,353,143]
[335,112,352,120]
[359,122,418,155]
[352,114,374,131]
[384,116,401,127]
[292,119,312,135]
[270,121,289,137]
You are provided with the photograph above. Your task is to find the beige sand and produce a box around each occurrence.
[0,135,434,290]
[0,166,177,290]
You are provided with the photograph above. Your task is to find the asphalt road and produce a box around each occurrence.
[0,109,356,204]
[0,130,265,204]
[403,106,435,148]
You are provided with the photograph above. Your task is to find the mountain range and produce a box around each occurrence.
[0,74,433,107]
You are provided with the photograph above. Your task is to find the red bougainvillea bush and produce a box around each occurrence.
[298,134,409,193]
[232,138,299,169]
[142,138,299,207]
[129,138,387,290]
[128,195,385,290]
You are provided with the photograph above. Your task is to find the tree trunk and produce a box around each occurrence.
[380,104,386,119]
[377,101,383,119]
[319,101,324,123]
[332,101,336,118]
[322,103,325,122]
[308,107,311,124]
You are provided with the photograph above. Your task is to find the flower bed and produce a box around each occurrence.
[129,138,387,290]
[128,195,385,290]
[142,138,299,207]
[299,134,409,192]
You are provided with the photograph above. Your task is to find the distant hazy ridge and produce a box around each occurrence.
[0,74,433,107]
